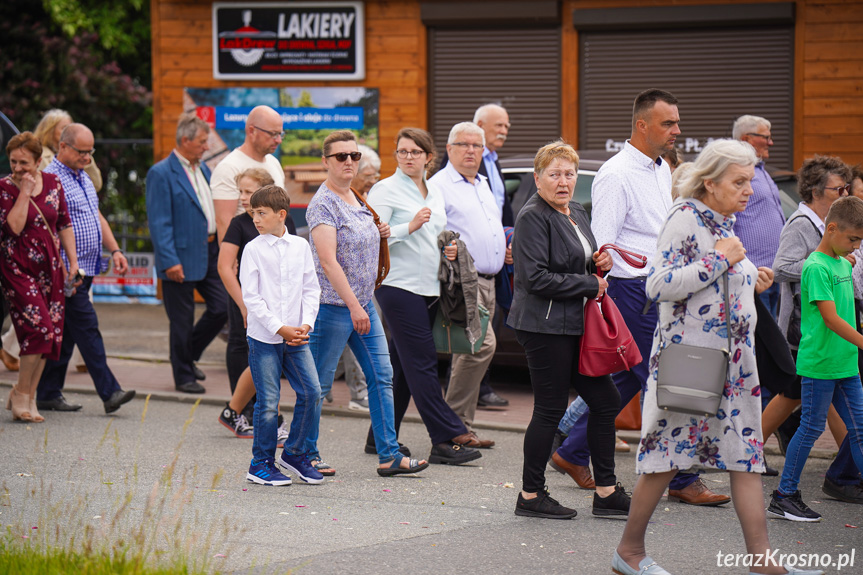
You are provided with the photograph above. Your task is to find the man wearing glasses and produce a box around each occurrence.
[428,122,506,449]
[38,123,137,414]
[732,115,787,318]
[211,105,286,242]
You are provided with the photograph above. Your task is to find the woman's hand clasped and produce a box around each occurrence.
[444,240,457,261]
[408,207,431,234]
[377,221,391,239]
[593,274,609,298]
[754,266,775,294]
[593,250,613,273]
[714,237,746,266]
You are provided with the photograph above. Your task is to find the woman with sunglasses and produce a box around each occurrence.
[366,128,482,466]
[305,130,429,477]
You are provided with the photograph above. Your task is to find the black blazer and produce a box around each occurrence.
[506,193,599,335]
[438,149,514,227]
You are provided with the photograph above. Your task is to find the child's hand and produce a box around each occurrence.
[755,266,774,294]
[278,325,310,346]
[846,253,857,267]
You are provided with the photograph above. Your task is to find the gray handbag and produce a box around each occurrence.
[655,206,732,417]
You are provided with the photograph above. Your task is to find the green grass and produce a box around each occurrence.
[0,539,208,575]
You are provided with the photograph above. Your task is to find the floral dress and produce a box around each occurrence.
[0,173,71,359]
[638,198,765,474]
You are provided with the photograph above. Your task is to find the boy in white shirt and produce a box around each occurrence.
[240,185,323,485]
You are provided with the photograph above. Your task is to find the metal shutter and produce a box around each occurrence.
[429,27,561,157]
[580,26,794,169]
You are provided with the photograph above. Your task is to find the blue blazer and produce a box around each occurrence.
[146,152,212,282]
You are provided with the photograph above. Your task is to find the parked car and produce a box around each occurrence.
[0,111,21,176]
[489,152,802,366]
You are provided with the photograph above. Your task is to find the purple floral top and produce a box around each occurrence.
[306,183,379,307]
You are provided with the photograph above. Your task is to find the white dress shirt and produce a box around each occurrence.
[367,168,447,297]
[174,150,216,235]
[240,227,321,344]
[429,162,506,275]
[590,141,673,278]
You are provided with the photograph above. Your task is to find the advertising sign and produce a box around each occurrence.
[213,2,365,80]
[92,252,159,303]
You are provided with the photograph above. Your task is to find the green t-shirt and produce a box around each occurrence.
[797,251,858,379]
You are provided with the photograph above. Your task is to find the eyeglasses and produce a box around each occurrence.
[825,184,851,194]
[253,125,285,139]
[451,142,484,151]
[325,152,362,162]
[396,149,426,159]
[746,133,773,143]
[67,144,95,157]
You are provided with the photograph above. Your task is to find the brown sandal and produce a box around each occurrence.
[7,387,33,421]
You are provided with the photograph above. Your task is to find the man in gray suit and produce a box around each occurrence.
[146,114,227,393]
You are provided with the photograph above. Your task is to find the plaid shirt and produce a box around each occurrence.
[43,158,105,275]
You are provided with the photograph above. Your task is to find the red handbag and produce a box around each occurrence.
[579,244,648,377]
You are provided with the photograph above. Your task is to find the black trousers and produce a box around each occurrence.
[515,329,620,493]
[38,276,121,402]
[161,240,228,387]
[375,285,466,445]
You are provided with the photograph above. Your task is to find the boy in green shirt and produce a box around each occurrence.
[769,196,863,522]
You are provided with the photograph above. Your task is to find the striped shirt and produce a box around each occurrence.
[733,162,785,269]
[43,158,104,275]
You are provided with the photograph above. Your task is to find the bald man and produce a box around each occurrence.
[210,105,286,241]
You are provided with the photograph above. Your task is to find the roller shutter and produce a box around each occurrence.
[580,26,794,169]
[429,27,561,157]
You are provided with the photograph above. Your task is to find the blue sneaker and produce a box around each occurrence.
[277,451,324,484]
[246,459,292,486]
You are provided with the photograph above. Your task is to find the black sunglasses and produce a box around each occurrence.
[325,152,362,162]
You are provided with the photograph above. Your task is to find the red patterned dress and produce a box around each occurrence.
[0,172,71,359]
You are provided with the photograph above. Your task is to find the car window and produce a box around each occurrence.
[504,169,597,218]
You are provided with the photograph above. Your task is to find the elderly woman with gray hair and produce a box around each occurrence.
[614,139,820,575]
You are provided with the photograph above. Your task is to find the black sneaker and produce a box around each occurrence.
[593,483,630,518]
[822,477,863,504]
[767,490,822,522]
[515,489,577,519]
[219,403,254,439]
[428,442,482,465]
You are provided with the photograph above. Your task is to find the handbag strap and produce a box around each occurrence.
[596,243,648,278]
[29,198,58,243]
[351,188,382,226]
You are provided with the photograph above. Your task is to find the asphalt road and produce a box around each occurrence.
[2,390,861,575]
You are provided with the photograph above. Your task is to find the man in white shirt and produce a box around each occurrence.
[555,89,730,506]
[211,105,286,242]
[146,114,227,393]
[429,122,508,448]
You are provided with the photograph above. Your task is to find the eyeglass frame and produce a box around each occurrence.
[450,142,484,151]
[745,133,774,143]
[324,151,363,163]
[65,143,96,157]
[252,125,285,139]
[395,149,427,159]
[824,183,851,194]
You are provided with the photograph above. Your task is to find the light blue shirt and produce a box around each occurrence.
[367,168,446,297]
[429,162,505,275]
[482,147,505,212]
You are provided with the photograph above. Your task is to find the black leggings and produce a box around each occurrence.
[516,329,620,492]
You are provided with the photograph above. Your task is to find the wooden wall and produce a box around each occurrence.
[152,0,861,173]
[151,0,427,175]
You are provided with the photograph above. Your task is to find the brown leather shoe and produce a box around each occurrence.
[668,478,731,506]
[551,451,595,489]
[452,432,495,449]
[1,349,19,372]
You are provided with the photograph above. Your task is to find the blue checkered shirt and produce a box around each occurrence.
[43,158,105,275]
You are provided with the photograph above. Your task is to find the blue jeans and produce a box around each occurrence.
[308,302,400,463]
[247,337,320,464]
[559,395,589,435]
[779,375,863,495]
[758,282,780,320]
